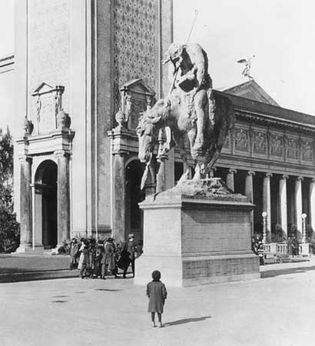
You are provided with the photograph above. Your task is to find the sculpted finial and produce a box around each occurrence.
[237,55,255,80]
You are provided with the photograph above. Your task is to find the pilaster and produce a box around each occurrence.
[245,170,255,235]
[263,172,272,238]
[295,176,303,236]
[16,155,33,252]
[310,178,315,233]
[279,175,288,237]
[55,150,70,246]
[226,168,237,191]
[112,152,127,243]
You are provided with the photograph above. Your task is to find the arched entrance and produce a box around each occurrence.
[34,160,57,249]
[125,160,145,242]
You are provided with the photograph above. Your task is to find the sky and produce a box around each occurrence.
[0,0,315,130]
[173,0,315,115]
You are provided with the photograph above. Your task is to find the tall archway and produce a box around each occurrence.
[125,160,145,242]
[34,160,58,249]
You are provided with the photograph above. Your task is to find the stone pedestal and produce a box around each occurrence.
[134,178,260,287]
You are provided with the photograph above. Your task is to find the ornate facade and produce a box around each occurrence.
[12,1,315,253]
[14,0,173,252]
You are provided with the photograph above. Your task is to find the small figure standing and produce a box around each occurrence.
[69,238,79,270]
[104,237,117,277]
[126,233,136,278]
[146,270,167,328]
[78,239,89,279]
[94,240,104,278]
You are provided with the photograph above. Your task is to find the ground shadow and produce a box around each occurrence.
[261,265,315,278]
[164,316,211,327]
[52,295,68,298]
[52,300,68,303]
[95,288,122,292]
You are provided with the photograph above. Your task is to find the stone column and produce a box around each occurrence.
[16,155,33,252]
[263,172,272,239]
[226,168,236,191]
[310,179,315,232]
[279,175,288,237]
[295,176,303,236]
[112,153,126,243]
[245,170,255,235]
[55,150,70,247]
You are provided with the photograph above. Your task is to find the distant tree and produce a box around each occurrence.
[0,128,20,252]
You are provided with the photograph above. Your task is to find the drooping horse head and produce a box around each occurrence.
[136,99,170,164]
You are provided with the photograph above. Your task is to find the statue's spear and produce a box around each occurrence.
[140,10,199,192]
[166,9,199,96]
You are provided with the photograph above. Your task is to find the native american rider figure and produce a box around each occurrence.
[162,43,215,156]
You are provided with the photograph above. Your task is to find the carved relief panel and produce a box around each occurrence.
[116,79,155,131]
[221,130,231,154]
[286,134,299,162]
[300,137,313,163]
[234,126,250,154]
[31,82,66,135]
[269,131,284,160]
[252,128,267,157]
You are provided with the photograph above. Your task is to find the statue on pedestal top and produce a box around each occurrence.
[137,43,233,188]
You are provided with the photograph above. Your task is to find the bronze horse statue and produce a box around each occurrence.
[137,88,234,187]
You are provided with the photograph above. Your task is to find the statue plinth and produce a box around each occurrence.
[134,178,260,287]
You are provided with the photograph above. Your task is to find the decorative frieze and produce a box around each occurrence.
[286,136,299,161]
[234,127,249,153]
[252,130,267,155]
[270,133,284,158]
[301,138,313,162]
[222,131,231,153]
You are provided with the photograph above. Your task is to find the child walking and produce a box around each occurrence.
[146,270,167,328]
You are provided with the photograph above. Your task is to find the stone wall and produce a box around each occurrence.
[28,0,70,121]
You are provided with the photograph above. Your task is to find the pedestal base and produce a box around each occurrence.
[135,253,260,287]
[135,178,260,287]
[15,244,45,254]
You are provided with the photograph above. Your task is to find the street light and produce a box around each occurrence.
[262,211,267,244]
[301,213,307,244]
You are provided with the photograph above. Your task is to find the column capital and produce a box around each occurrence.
[19,155,32,163]
[247,170,255,176]
[54,150,70,158]
[281,174,289,180]
[296,176,304,181]
[113,150,129,157]
[265,172,273,178]
[228,168,237,174]
[311,177,315,183]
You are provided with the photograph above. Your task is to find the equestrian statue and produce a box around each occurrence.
[137,43,234,189]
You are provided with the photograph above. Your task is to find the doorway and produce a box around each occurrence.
[35,160,57,248]
[125,160,145,242]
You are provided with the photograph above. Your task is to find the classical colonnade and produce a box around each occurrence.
[223,168,315,238]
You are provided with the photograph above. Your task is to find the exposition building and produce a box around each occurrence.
[9,0,315,253]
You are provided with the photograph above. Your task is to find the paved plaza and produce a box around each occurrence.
[1,259,315,346]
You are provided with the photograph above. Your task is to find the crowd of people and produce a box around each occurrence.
[69,234,142,279]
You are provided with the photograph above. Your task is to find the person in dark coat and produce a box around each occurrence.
[94,241,104,278]
[146,270,167,328]
[117,243,131,278]
[125,234,136,278]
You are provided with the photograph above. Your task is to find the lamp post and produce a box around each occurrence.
[262,211,267,244]
[301,213,307,244]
